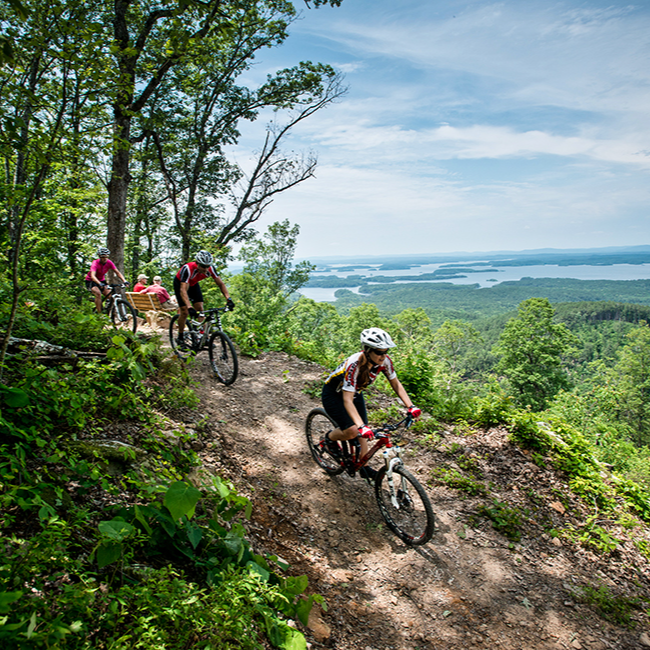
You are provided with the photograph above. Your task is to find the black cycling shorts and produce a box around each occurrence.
[321,383,367,431]
[173,277,203,308]
[85,280,105,291]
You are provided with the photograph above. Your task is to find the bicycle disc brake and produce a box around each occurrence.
[396,488,414,512]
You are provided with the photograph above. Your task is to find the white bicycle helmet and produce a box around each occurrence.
[360,327,396,350]
[195,250,213,266]
[97,246,110,256]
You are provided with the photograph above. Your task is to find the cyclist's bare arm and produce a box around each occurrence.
[214,275,231,301]
[388,376,414,410]
[343,390,364,432]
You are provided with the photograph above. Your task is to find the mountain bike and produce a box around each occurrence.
[104,284,137,334]
[305,410,435,546]
[169,306,238,385]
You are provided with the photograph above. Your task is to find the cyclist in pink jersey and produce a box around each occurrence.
[173,250,234,347]
[85,247,127,313]
[320,327,421,481]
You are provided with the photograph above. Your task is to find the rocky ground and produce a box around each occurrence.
[169,344,650,650]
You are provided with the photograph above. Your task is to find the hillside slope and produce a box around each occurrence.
[182,349,650,650]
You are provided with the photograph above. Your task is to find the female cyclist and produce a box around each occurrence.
[320,327,421,481]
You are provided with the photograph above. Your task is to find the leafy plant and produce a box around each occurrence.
[477,499,524,541]
[431,467,489,497]
[573,583,641,627]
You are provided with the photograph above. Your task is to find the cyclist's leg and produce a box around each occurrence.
[86,280,103,313]
[173,277,192,336]
[189,283,205,323]
[321,387,369,453]
[327,393,369,452]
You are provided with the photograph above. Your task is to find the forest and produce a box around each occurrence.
[2,1,650,648]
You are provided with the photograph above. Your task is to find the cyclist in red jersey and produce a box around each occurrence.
[320,327,421,481]
[85,247,128,313]
[173,250,234,347]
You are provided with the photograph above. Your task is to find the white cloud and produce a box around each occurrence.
[224,1,650,257]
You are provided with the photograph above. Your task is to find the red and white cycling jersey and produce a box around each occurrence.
[324,352,396,393]
[175,261,220,286]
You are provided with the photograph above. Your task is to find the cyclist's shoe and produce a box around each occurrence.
[176,336,189,351]
[321,433,341,459]
[359,466,378,484]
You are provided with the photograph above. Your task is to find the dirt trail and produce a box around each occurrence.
[178,348,650,650]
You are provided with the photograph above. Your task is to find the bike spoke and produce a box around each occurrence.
[305,409,344,476]
[375,466,435,545]
[208,331,238,385]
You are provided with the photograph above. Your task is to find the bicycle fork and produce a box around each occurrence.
[382,448,405,509]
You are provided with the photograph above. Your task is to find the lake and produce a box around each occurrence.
[299,262,650,302]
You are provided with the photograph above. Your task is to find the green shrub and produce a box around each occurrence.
[573,583,641,627]
[477,499,524,541]
[432,467,489,497]
[472,382,515,427]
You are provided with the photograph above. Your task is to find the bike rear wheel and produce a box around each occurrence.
[208,331,238,385]
[110,298,137,334]
[169,314,197,360]
[375,465,435,545]
[305,408,345,476]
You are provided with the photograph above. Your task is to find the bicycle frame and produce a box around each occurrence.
[186,307,226,351]
[103,284,126,312]
[342,415,413,477]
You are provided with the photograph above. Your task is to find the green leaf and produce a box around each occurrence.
[213,476,231,498]
[223,531,243,557]
[0,591,22,614]
[283,575,309,596]
[295,597,314,627]
[26,612,36,639]
[111,335,126,346]
[186,523,203,549]
[263,613,307,650]
[164,481,201,521]
[97,542,123,568]
[247,561,270,582]
[98,519,135,542]
[0,386,29,408]
[134,505,152,535]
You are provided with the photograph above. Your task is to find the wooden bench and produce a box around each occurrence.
[126,292,177,329]
[126,291,175,312]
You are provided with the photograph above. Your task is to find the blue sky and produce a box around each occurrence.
[226,0,650,259]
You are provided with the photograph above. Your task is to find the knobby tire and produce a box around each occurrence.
[375,465,435,545]
[169,314,196,361]
[110,298,137,334]
[305,408,345,476]
[208,331,238,385]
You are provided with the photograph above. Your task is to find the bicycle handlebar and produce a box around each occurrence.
[194,304,232,317]
[372,413,414,437]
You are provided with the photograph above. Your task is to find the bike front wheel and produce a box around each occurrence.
[169,314,196,360]
[375,465,435,545]
[110,298,137,334]
[305,408,345,476]
[208,331,238,385]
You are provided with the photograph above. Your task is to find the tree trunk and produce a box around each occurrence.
[107,111,131,273]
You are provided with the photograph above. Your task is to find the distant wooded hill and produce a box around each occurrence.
[330,277,650,322]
